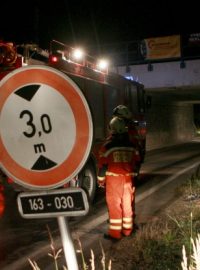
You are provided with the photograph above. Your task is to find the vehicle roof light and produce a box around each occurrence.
[49,40,110,74]
[96,59,109,73]
[71,48,84,61]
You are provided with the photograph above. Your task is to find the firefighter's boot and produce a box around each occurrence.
[122,229,132,236]
[106,229,122,240]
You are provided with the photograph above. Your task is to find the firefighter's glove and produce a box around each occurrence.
[97,176,106,188]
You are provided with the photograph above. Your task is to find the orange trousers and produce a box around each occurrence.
[106,174,134,238]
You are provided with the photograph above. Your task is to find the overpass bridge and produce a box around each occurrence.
[113,58,200,151]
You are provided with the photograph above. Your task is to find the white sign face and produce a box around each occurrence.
[0,84,76,170]
[0,66,93,190]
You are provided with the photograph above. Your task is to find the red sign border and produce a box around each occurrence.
[0,66,93,190]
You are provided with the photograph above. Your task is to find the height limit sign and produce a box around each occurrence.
[0,66,93,190]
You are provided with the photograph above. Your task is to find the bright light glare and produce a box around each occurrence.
[97,59,109,71]
[72,48,84,60]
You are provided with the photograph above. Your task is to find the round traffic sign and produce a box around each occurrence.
[0,66,93,190]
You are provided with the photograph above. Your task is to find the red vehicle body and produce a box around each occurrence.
[0,40,146,203]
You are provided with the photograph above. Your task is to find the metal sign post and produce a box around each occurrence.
[58,216,79,270]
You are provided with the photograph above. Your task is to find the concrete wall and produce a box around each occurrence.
[145,94,196,150]
[114,59,200,89]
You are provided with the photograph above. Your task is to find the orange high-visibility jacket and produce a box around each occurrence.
[97,133,140,183]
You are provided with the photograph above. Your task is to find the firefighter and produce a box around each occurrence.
[112,104,144,173]
[97,117,140,240]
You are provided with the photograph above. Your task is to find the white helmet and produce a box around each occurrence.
[109,117,128,134]
[112,105,132,119]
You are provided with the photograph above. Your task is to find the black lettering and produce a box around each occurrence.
[34,143,46,153]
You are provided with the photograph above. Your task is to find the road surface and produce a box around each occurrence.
[1,140,200,269]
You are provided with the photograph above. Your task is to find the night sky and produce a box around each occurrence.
[0,0,199,52]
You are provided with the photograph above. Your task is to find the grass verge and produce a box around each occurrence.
[29,168,200,269]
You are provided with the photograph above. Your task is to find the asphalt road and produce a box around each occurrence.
[1,139,200,270]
